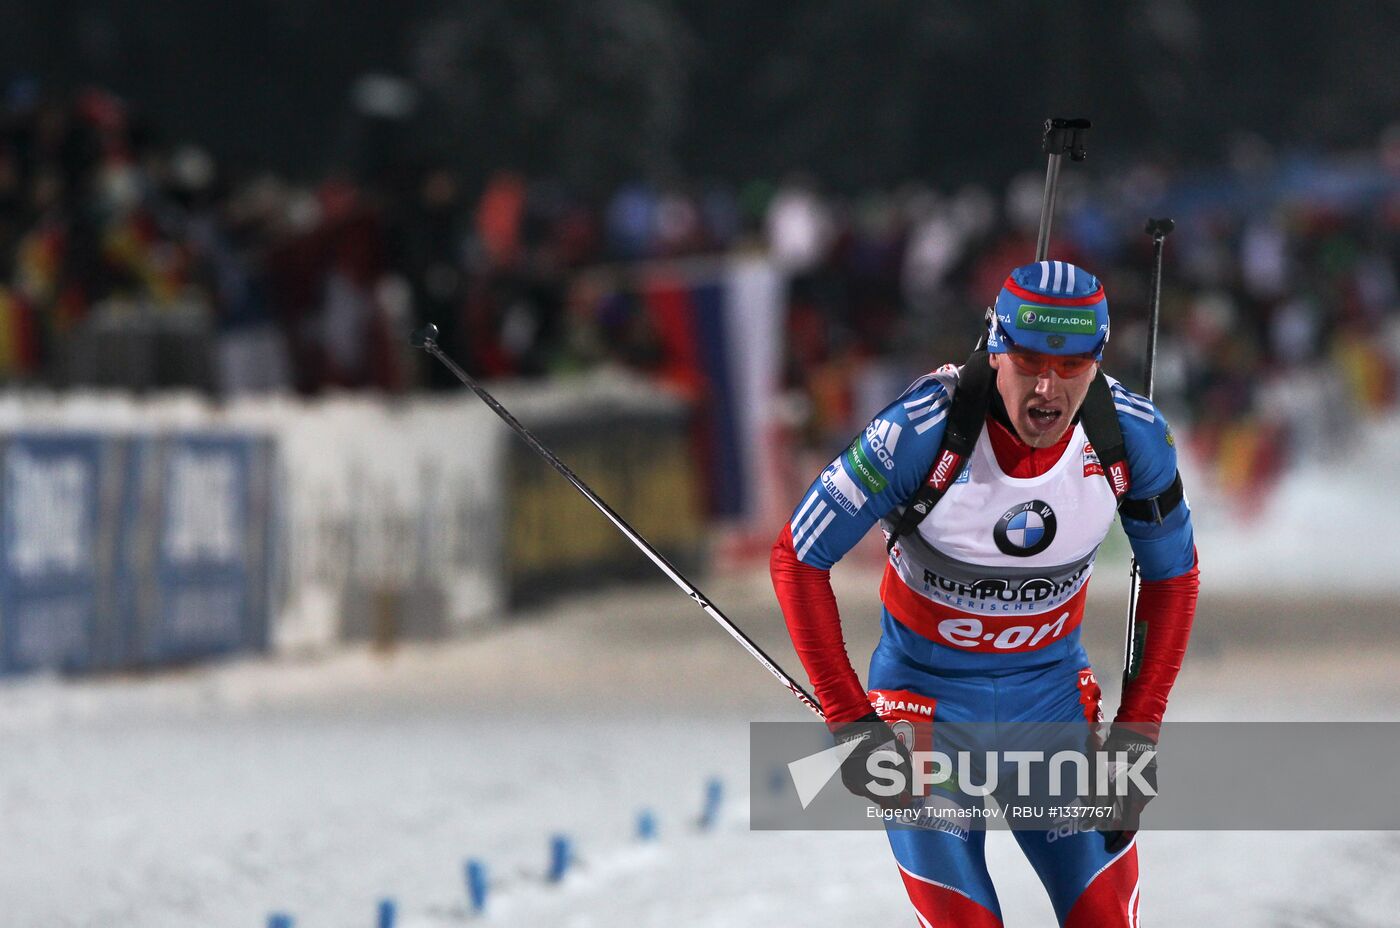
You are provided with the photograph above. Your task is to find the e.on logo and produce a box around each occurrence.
[937,611,1069,651]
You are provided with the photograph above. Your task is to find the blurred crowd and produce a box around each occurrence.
[2,87,1398,504]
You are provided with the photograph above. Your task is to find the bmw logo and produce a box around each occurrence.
[993,500,1057,557]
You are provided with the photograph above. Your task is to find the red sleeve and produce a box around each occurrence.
[1114,550,1200,735]
[769,524,872,730]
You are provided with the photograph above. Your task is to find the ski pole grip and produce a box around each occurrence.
[1042,117,1091,161]
[1145,217,1176,241]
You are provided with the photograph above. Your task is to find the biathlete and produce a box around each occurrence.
[770,261,1200,926]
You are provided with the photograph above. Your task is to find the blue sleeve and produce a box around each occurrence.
[1111,382,1197,581]
[788,375,952,569]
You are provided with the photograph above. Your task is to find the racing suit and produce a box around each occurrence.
[771,364,1199,926]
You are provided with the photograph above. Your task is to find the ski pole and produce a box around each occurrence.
[1034,117,1091,262]
[409,324,825,720]
[978,117,1092,351]
[1122,217,1175,684]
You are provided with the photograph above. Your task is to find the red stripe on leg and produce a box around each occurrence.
[1064,841,1140,928]
[897,864,1003,927]
[1076,666,1104,727]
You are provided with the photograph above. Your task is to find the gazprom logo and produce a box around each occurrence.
[820,459,866,516]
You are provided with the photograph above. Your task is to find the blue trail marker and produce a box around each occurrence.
[377,898,396,928]
[267,915,294,928]
[699,777,724,830]
[636,808,658,842]
[547,833,574,883]
[769,764,788,796]
[465,858,488,914]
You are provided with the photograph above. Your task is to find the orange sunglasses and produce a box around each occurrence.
[1004,346,1098,378]
[996,325,1100,378]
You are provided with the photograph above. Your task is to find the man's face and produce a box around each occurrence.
[989,350,1099,448]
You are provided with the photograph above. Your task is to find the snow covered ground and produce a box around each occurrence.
[1180,412,1400,597]
[3,564,1400,928]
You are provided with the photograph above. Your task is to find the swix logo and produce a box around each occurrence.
[864,419,904,470]
[928,449,962,490]
[1082,441,1104,478]
[1107,461,1131,496]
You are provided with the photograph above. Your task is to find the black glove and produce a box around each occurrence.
[1095,726,1158,853]
[833,712,914,809]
